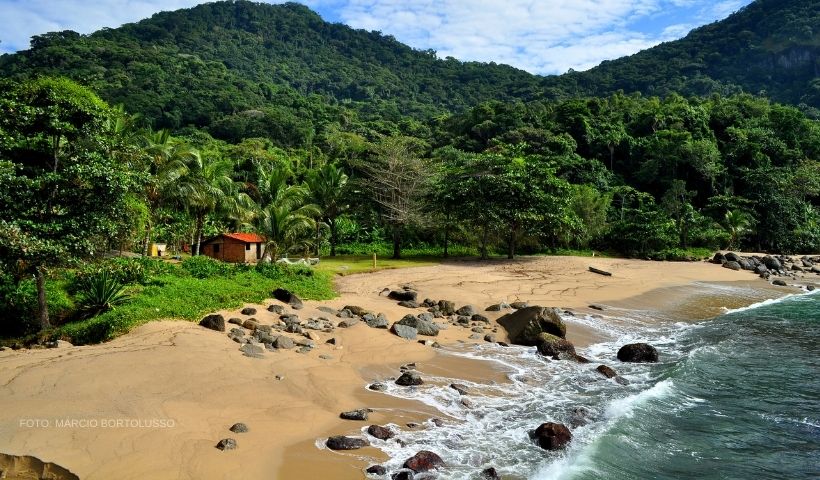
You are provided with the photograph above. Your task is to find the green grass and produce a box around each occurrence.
[316,255,440,275]
[55,267,335,345]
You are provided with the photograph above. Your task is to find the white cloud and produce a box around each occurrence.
[0,0,752,74]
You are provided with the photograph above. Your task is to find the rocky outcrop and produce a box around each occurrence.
[367,424,395,440]
[395,371,423,386]
[395,315,439,336]
[403,450,445,473]
[326,435,369,450]
[530,422,572,450]
[617,343,658,363]
[272,288,303,309]
[199,314,225,332]
[388,289,418,302]
[498,306,566,345]
[535,333,576,359]
[391,323,418,340]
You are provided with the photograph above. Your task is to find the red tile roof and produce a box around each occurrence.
[222,233,265,243]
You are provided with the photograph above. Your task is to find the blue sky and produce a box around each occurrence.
[0,0,752,75]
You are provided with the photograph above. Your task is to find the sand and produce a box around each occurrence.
[0,255,812,479]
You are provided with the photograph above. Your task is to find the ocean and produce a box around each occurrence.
[360,285,819,479]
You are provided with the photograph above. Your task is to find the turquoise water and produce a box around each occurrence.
[358,289,819,480]
[566,292,819,480]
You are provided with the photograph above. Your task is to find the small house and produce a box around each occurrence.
[198,233,265,263]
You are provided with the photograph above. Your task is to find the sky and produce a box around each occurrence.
[0,0,753,75]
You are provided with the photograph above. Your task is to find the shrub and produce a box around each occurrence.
[181,255,236,278]
[76,270,131,319]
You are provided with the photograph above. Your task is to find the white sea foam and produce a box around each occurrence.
[720,290,815,314]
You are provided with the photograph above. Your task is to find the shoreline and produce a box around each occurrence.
[0,256,816,479]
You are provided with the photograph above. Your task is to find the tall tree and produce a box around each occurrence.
[306,163,349,256]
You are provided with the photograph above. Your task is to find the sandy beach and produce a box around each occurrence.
[0,255,814,479]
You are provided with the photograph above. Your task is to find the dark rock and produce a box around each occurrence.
[596,365,617,378]
[396,371,423,386]
[422,298,437,307]
[392,470,415,480]
[199,314,226,332]
[367,424,394,440]
[450,383,469,395]
[240,344,264,358]
[457,315,471,325]
[241,307,257,316]
[484,334,497,343]
[431,418,445,427]
[228,317,243,326]
[807,285,816,291]
[389,290,418,302]
[498,306,566,345]
[396,315,440,336]
[569,407,594,428]
[497,341,510,347]
[437,300,456,315]
[336,308,354,318]
[343,305,371,316]
[472,314,490,323]
[755,264,770,275]
[711,252,726,264]
[417,311,434,322]
[588,304,606,311]
[229,423,249,433]
[267,304,284,314]
[326,435,369,450]
[273,336,294,349]
[461,397,475,408]
[272,288,303,309]
[403,450,445,473]
[216,438,237,450]
[485,303,508,312]
[338,318,360,328]
[724,252,742,263]
[739,259,755,271]
[723,261,742,271]
[509,301,529,309]
[366,465,387,475]
[391,323,418,340]
[536,333,576,359]
[617,343,659,363]
[763,256,782,271]
[791,264,804,272]
[482,467,501,480]
[368,383,387,392]
[772,279,788,286]
[398,300,420,308]
[340,409,369,421]
[242,319,259,330]
[530,422,572,450]
[456,305,476,316]
[364,313,389,329]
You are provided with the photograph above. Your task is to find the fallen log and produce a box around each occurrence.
[589,267,612,276]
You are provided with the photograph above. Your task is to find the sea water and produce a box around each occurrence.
[363,287,819,479]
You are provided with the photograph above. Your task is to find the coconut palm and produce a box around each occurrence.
[177,154,253,255]
[253,167,319,262]
[306,163,349,256]
[724,209,753,249]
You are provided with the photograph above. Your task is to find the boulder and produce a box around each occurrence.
[367,424,394,440]
[509,301,529,309]
[450,383,469,395]
[484,334,497,343]
[326,435,368,450]
[722,261,742,271]
[724,252,742,263]
[229,423,249,433]
[772,279,788,286]
[403,450,445,473]
[273,336,294,349]
[388,290,418,302]
[536,333,576,359]
[398,300,420,308]
[530,422,572,450]
[456,305,476,316]
[595,365,617,378]
[396,315,440,336]
[228,317,243,326]
[239,344,264,358]
[437,300,456,315]
[338,318,360,328]
[395,371,423,386]
[368,383,387,392]
[267,304,284,314]
[364,313,389,329]
[343,305,370,316]
[472,314,489,323]
[617,343,658,363]
[485,303,508,312]
[497,306,566,346]
[392,470,415,480]
[366,465,387,475]
[739,259,755,271]
[339,409,369,421]
[199,314,225,332]
[272,288,303,309]
[482,467,501,480]
[391,323,418,340]
[242,319,259,330]
[240,307,257,316]
[763,256,782,271]
[215,438,237,451]
[568,407,595,428]
[755,264,770,275]
[711,252,726,264]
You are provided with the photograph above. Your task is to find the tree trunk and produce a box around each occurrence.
[443,212,450,258]
[142,221,152,256]
[608,144,615,171]
[194,213,204,256]
[315,221,321,257]
[35,266,50,330]
[507,228,516,259]
[480,224,489,260]
[392,225,402,259]
[330,219,338,257]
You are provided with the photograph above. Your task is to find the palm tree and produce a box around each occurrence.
[177,154,253,256]
[724,209,752,250]
[139,130,195,255]
[253,167,319,263]
[306,163,349,256]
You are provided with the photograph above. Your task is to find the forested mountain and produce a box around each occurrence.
[546,0,820,111]
[0,0,817,138]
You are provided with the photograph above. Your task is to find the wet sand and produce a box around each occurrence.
[0,255,813,479]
